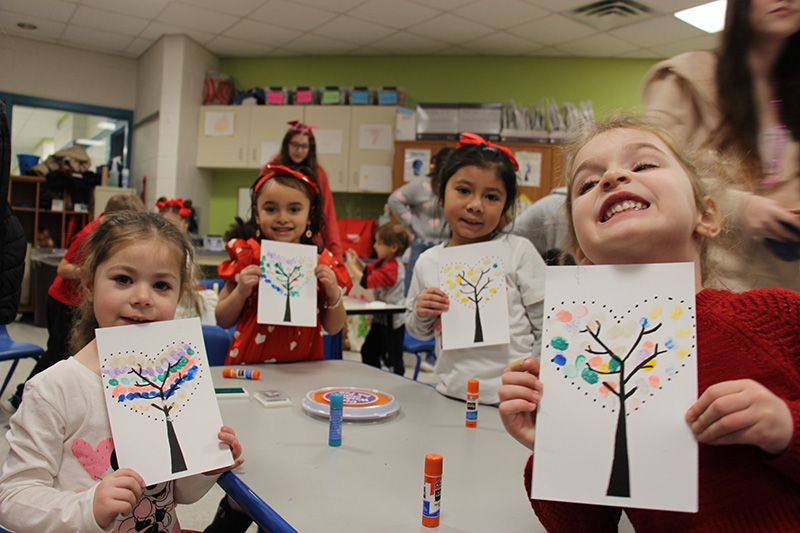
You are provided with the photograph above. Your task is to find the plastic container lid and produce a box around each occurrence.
[425,454,443,476]
[330,392,343,410]
[468,379,479,394]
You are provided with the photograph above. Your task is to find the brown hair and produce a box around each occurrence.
[104,194,145,214]
[69,212,198,353]
[277,126,319,178]
[374,222,411,257]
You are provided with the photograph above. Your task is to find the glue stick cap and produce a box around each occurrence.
[330,392,343,410]
[425,454,443,476]
[468,380,479,394]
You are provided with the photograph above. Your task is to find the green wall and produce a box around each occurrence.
[208,55,659,235]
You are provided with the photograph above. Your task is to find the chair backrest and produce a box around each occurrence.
[217,471,299,533]
[201,324,232,366]
[0,325,9,343]
[199,278,224,291]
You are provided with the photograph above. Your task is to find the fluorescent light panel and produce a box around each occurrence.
[97,122,117,130]
[76,139,105,146]
[675,0,727,33]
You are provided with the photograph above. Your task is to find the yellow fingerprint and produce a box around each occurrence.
[607,325,624,339]
[677,349,690,359]
[483,258,491,265]
[649,306,662,319]
[468,270,475,276]
[641,359,657,372]
[490,288,497,294]
[455,265,462,270]
[675,328,691,339]
[461,298,469,303]
[622,320,639,337]
[443,266,451,273]
[671,306,684,320]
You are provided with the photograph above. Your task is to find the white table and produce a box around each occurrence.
[343,297,406,316]
[213,360,544,532]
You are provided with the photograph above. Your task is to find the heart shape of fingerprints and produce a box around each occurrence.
[101,341,202,421]
[543,296,696,415]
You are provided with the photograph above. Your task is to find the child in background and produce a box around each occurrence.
[267,121,344,257]
[346,222,411,375]
[156,197,192,233]
[406,133,546,405]
[4,194,146,412]
[0,212,244,532]
[388,147,454,295]
[499,116,800,531]
[215,165,351,364]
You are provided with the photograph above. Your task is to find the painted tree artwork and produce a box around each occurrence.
[98,318,234,485]
[258,240,317,327]
[532,264,699,513]
[438,241,509,350]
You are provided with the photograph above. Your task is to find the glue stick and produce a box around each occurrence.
[222,368,261,380]
[422,454,442,528]
[465,379,479,428]
[328,392,343,447]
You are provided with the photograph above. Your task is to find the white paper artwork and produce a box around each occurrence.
[515,151,542,187]
[258,240,318,327]
[532,263,698,513]
[359,124,393,150]
[404,149,431,182]
[204,112,234,137]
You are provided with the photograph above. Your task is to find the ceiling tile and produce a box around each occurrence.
[609,15,707,47]
[649,32,719,57]
[410,0,475,10]
[508,14,597,45]
[348,0,442,30]
[453,0,549,30]
[71,6,150,36]
[61,24,134,53]
[292,0,363,12]
[278,33,360,55]
[140,21,215,44]
[556,33,639,57]
[123,37,157,58]
[619,47,663,58]
[205,35,275,57]
[249,0,336,32]
[313,15,397,44]
[525,46,568,56]
[409,13,495,44]
[173,0,264,17]
[0,13,65,40]
[369,31,450,54]
[2,0,76,23]
[156,3,239,34]
[222,19,301,46]
[79,0,170,19]
[522,0,594,13]
[461,31,543,55]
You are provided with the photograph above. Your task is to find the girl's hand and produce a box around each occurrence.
[498,357,542,451]
[203,426,245,476]
[315,264,340,302]
[686,379,793,455]
[741,195,800,241]
[93,468,145,528]
[415,288,449,317]
[233,264,261,297]
[344,249,364,269]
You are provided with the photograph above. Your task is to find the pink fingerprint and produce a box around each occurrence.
[648,375,660,388]
[555,309,573,322]
[588,356,603,368]
[572,305,588,318]
[599,381,616,397]
[643,341,654,351]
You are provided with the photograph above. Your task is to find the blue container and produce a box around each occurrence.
[17,154,40,175]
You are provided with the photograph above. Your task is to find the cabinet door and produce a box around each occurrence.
[247,107,305,169]
[304,106,351,193]
[196,106,250,168]
[348,106,396,193]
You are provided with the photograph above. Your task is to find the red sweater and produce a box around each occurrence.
[526,288,800,532]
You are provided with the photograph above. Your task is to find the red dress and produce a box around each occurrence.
[218,238,352,365]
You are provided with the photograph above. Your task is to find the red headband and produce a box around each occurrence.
[287,120,318,136]
[254,165,319,199]
[456,132,519,171]
[156,198,191,218]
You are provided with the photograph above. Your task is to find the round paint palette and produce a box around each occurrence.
[302,386,400,421]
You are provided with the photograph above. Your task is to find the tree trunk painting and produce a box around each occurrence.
[474,304,483,343]
[606,389,630,497]
[164,411,187,473]
[283,287,292,322]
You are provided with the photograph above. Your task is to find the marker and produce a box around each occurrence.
[465,380,479,428]
[222,368,261,380]
[328,392,343,447]
[422,454,443,528]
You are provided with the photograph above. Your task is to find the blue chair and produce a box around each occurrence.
[199,278,224,291]
[323,331,343,360]
[403,331,436,381]
[0,325,44,398]
[217,471,299,533]
[201,324,233,366]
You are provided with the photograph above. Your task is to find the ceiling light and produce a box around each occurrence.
[97,122,117,130]
[16,22,37,30]
[76,139,105,146]
[675,0,727,33]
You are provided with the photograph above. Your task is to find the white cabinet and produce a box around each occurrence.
[197,105,396,193]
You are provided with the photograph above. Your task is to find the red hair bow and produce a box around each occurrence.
[456,132,519,171]
[156,198,191,218]
[287,120,318,136]
[254,165,319,199]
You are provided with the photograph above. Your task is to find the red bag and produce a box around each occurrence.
[338,218,375,258]
[203,73,234,105]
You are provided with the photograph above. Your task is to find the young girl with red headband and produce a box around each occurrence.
[405,133,547,405]
[214,165,351,365]
[266,121,344,257]
[156,197,192,233]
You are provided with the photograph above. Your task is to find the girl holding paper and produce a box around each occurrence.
[0,212,244,533]
[499,116,800,531]
[405,133,547,405]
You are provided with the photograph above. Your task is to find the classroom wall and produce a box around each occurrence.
[207,55,659,235]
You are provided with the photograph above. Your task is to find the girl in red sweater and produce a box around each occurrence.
[499,116,800,532]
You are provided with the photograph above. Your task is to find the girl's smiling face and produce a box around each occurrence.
[89,238,182,328]
[569,128,713,266]
[254,179,311,243]
[442,165,507,246]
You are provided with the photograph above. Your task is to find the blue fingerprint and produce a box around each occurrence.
[639,317,649,328]
[665,338,675,350]
[553,353,566,366]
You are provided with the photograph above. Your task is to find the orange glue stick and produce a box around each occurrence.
[222,368,261,380]
[422,454,442,528]
[465,379,479,428]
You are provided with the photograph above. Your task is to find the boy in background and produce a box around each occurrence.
[345,222,410,375]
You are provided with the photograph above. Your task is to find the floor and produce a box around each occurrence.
[0,316,439,531]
